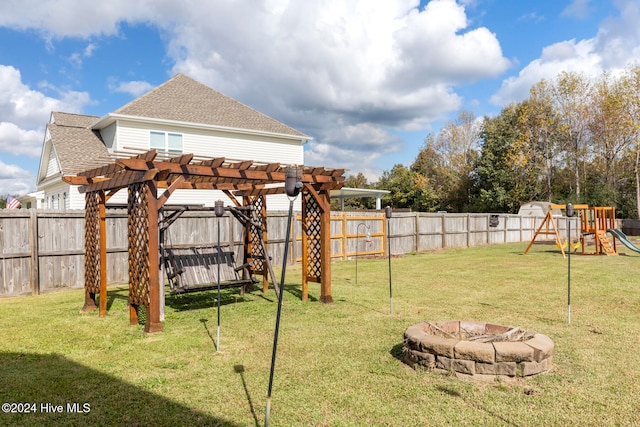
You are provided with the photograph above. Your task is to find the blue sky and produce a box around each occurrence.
[0,0,637,195]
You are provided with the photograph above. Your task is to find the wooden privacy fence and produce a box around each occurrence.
[1,209,579,298]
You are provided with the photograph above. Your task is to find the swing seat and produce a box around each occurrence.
[165,247,258,294]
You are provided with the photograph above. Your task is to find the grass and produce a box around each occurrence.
[1,242,640,426]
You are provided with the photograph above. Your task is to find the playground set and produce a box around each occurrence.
[524,204,620,257]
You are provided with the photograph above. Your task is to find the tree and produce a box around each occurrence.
[618,65,640,218]
[377,164,438,212]
[471,105,539,213]
[587,72,633,207]
[411,111,480,212]
[522,80,567,201]
[551,71,592,203]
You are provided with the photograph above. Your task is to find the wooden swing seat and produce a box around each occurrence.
[165,247,258,295]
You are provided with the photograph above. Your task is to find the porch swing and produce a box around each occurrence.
[159,204,278,296]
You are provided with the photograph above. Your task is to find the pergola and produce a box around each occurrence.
[63,149,345,332]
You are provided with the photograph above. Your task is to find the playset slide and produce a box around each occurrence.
[608,229,640,254]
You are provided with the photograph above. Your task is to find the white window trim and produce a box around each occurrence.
[150,131,183,154]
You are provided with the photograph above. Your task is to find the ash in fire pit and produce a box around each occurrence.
[402,321,554,381]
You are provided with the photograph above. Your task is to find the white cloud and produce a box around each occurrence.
[109,79,154,96]
[491,0,640,106]
[0,65,91,130]
[562,0,592,19]
[0,160,35,195]
[164,0,510,172]
[0,122,43,157]
[0,1,151,38]
[0,63,93,193]
[0,160,32,179]
[0,0,510,174]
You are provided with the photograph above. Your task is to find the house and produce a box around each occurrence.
[33,74,309,210]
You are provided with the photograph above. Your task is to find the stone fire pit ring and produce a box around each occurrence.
[402,321,554,381]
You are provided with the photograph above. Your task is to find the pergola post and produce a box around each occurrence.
[145,182,162,333]
[127,181,162,332]
[301,186,333,303]
[82,190,100,312]
[318,189,333,303]
[98,191,108,316]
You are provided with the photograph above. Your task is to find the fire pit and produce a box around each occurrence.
[402,321,554,381]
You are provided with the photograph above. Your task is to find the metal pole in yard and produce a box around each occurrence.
[214,200,225,351]
[356,222,371,285]
[265,166,302,427]
[385,206,393,315]
[566,204,574,325]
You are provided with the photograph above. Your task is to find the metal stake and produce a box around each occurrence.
[567,218,571,325]
[214,200,224,351]
[265,166,301,427]
[355,222,371,285]
[385,206,392,314]
[566,203,574,325]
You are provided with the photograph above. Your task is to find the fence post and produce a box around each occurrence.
[441,213,446,249]
[414,213,419,252]
[486,215,490,245]
[341,212,347,260]
[29,210,39,295]
[504,215,508,243]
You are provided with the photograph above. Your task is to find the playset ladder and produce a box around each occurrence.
[596,230,618,256]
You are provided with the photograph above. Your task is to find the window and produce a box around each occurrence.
[150,131,183,154]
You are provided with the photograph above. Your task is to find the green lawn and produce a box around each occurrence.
[1,242,639,426]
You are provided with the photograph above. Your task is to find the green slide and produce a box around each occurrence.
[608,229,640,254]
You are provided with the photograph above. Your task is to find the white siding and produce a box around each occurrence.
[110,120,304,210]
[100,122,116,149]
[68,185,87,210]
[103,183,299,211]
[46,147,61,177]
[41,180,71,210]
[115,121,303,164]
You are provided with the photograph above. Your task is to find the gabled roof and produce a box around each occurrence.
[96,73,309,139]
[51,111,98,128]
[44,112,112,176]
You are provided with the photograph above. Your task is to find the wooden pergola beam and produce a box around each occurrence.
[79,169,158,193]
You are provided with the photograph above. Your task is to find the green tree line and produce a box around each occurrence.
[336,66,640,218]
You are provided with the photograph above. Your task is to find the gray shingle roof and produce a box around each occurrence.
[51,112,99,128]
[47,114,112,175]
[113,74,308,138]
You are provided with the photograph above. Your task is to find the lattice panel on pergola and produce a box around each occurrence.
[127,182,150,306]
[247,196,267,275]
[303,192,322,282]
[84,191,101,294]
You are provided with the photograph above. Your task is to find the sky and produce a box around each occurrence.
[1,0,639,196]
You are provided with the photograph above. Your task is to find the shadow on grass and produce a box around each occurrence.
[165,287,253,311]
[282,284,318,302]
[389,343,403,361]
[105,287,129,311]
[0,352,240,427]
[166,282,315,312]
[233,365,259,427]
